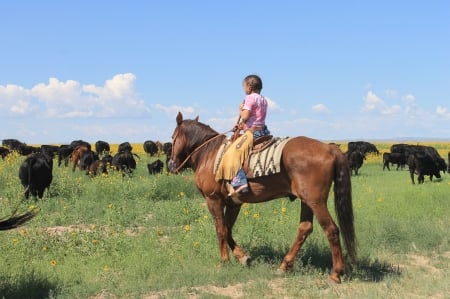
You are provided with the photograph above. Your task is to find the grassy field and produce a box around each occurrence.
[0,142,449,299]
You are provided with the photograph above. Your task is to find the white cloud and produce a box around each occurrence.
[0,73,149,118]
[312,103,330,113]
[363,91,385,111]
[381,104,402,115]
[265,97,282,112]
[436,106,450,118]
[363,91,403,116]
[403,94,419,116]
[0,84,36,115]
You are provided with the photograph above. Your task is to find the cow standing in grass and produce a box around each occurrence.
[407,152,441,184]
[147,159,164,175]
[0,146,12,160]
[382,152,406,171]
[346,150,364,175]
[19,151,53,199]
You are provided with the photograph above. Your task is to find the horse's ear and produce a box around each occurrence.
[176,112,183,125]
[194,115,199,122]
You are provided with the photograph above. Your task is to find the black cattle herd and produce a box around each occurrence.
[1,138,172,200]
[0,138,449,201]
[344,141,448,184]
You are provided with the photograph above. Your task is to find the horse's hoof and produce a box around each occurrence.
[238,255,251,266]
[327,274,341,284]
[275,268,286,276]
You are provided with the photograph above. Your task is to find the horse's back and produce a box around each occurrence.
[282,136,341,166]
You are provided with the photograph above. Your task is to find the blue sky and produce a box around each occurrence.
[1,1,449,145]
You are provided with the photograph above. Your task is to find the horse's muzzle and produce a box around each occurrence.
[167,159,178,173]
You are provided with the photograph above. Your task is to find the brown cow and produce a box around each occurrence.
[70,146,90,172]
[86,160,108,176]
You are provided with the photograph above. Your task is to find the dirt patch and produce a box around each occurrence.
[43,224,145,237]
[139,279,291,299]
[404,253,448,275]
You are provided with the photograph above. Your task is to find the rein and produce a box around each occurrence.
[174,128,233,173]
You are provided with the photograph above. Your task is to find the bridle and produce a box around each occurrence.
[171,127,234,173]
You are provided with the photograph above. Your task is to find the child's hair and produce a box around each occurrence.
[243,74,263,92]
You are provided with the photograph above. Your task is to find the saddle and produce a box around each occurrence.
[252,135,275,151]
[214,135,291,180]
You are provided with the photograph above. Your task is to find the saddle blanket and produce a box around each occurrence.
[214,137,291,179]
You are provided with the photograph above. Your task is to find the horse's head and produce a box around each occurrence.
[168,112,199,173]
[168,112,220,173]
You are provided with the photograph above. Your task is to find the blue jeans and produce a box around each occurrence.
[253,126,270,139]
[231,169,247,188]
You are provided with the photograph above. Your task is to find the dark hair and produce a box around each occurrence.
[243,74,263,92]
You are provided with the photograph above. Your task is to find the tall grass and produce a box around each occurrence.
[0,143,449,298]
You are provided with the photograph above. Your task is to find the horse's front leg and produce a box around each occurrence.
[205,197,230,262]
[205,197,249,265]
[224,203,250,265]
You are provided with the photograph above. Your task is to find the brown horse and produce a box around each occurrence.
[169,112,357,283]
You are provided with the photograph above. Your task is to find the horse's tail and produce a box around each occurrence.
[0,210,38,231]
[332,146,357,263]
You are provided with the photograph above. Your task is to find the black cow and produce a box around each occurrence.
[79,151,99,171]
[448,151,450,173]
[111,150,137,174]
[347,141,379,156]
[70,140,91,151]
[118,142,133,153]
[0,146,12,160]
[2,139,26,151]
[57,144,74,167]
[147,159,164,175]
[95,140,110,156]
[390,143,409,155]
[41,145,60,157]
[392,144,447,174]
[19,152,53,199]
[407,152,441,184]
[143,140,158,156]
[382,152,406,171]
[346,150,364,175]
[17,144,41,156]
[162,142,172,156]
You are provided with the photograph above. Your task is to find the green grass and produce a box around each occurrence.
[0,149,449,298]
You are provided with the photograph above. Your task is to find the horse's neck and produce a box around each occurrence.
[190,135,224,171]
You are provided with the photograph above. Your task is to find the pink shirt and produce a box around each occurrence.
[242,92,268,130]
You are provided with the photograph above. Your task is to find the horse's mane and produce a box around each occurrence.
[182,119,224,152]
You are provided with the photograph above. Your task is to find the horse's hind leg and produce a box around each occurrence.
[313,203,345,283]
[279,201,345,283]
[278,202,313,273]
